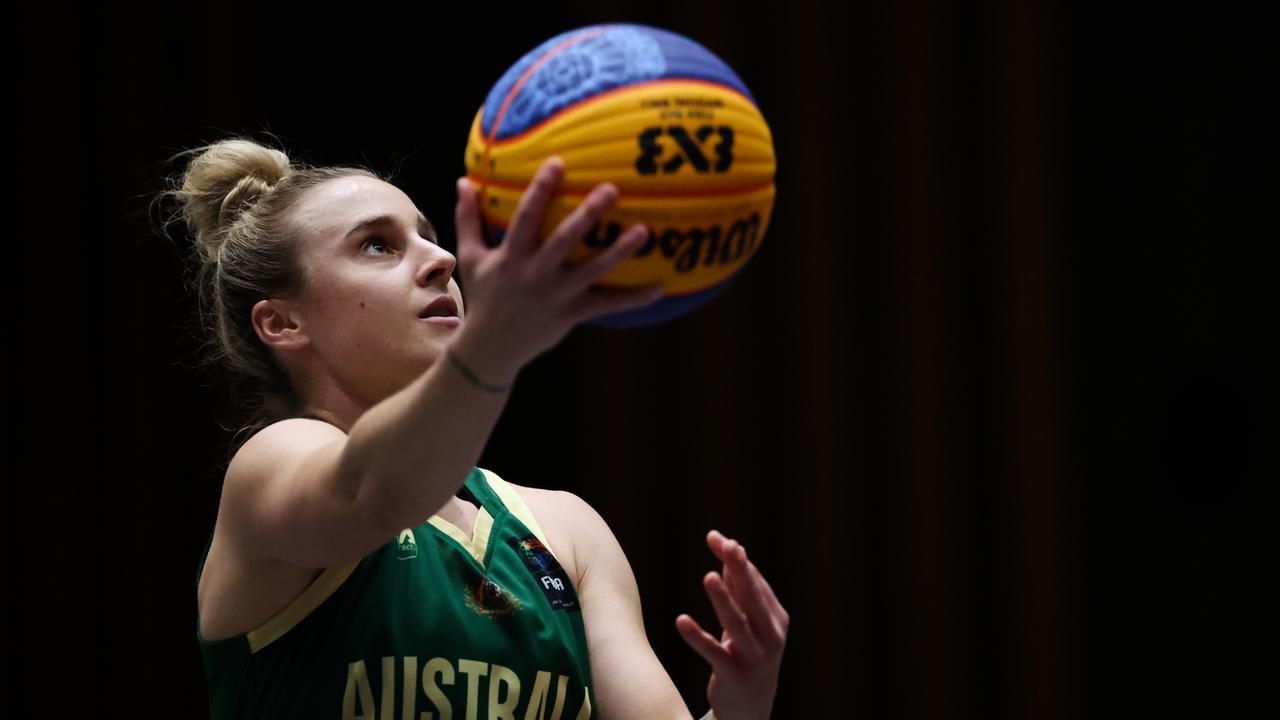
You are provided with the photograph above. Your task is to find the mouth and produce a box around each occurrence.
[420,315,461,327]
[418,297,459,319]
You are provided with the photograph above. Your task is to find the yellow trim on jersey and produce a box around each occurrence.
[246,562,359,654]
[478,468,560,566]
[428,506,495,567]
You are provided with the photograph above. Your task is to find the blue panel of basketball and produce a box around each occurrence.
[480,23,757,140]
[587,279,734,329]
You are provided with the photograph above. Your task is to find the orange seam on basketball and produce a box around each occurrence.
[590,281,705,298]
[466,176,775,199]
[480,28,612,221]
[487,27,614,147]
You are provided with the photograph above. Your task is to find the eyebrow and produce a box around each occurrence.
[343,213,437,242]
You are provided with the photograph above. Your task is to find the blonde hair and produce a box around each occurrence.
[152,135,388,455]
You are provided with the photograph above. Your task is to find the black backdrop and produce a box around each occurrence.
[12,2,1271,718]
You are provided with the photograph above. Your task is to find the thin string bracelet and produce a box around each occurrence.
[446,346,513,394]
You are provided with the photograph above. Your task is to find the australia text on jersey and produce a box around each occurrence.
[344,655,592,719]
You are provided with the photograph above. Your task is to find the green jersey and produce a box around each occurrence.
[196,466,596,719]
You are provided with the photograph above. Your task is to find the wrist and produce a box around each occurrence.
[445,346,513,393]
[445,324,522,391]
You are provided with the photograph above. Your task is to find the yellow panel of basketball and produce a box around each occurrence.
[466,82,773,193]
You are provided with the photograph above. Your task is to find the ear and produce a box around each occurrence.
[251,298,310,351]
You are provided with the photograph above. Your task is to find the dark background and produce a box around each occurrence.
[12,1,1271,718]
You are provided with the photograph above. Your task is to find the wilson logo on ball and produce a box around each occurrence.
[586,213,762,274]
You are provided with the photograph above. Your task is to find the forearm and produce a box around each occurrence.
[341,323,521,528]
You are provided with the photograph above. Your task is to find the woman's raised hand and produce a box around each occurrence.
[677,530,789,720]
[452,156,664,378]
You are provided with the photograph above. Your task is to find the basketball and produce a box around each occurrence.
[463,23,777,328]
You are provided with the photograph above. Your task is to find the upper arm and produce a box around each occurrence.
[567,493,694,720]
[218,418,401,569]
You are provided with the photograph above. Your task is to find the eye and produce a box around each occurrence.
[360,235,394,255]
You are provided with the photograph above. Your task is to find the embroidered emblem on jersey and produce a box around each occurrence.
[396,529,418,560]
[507,535,579,612]
[462,574,523,617]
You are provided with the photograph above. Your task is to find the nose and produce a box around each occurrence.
[415,241,457,288]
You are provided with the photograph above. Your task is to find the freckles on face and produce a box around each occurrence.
[299,271,390,357]
[315,296,416,387]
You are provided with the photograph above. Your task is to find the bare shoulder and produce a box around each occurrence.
[501,478,573,512]
[499,477,599,528]
[199,418,351,640]
[492,477,604,588]
[220,417,348,532]
[231,417,348,469]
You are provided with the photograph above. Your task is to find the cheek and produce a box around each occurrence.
[331,313,402,359]
[451,282,466,318]
[314,298,391,347]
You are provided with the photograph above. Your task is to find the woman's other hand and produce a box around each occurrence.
[676,530,789,720]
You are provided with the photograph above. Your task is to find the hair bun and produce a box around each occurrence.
[167,139,293,263]
[217,172,277,228]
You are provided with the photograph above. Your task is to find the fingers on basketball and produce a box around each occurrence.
[560,222,649,297]
[532,181,620,279]
[505,157,565,258]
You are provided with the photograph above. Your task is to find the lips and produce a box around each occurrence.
[418,296,459,318]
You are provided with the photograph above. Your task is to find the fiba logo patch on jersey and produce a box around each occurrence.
[396,529,418,560]
[507,535,579,612]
